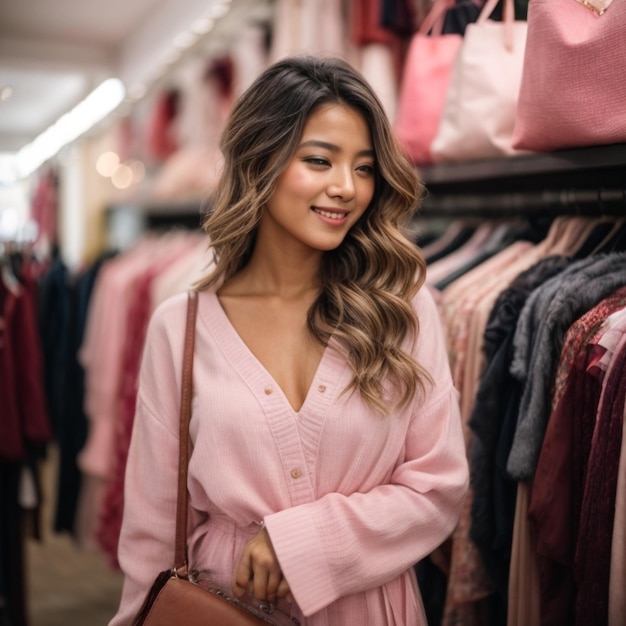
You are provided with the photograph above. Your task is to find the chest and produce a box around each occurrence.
[218,297,325,412]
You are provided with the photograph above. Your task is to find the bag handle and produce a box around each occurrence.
[174,289,199,568]
[419,0,455,36]
[477,0,516,51]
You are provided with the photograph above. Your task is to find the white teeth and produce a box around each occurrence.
[315,208,346,220]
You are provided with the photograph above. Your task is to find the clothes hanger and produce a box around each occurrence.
[588,218,626,254]
[598,218,626,253]
[542,216,603,256]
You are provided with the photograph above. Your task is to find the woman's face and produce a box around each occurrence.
[258,103,376,255]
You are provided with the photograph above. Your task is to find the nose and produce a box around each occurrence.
[327,166,355,201]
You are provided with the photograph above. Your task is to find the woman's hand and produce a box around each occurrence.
[231,526,293,604]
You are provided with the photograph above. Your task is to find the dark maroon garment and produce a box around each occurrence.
[0,280,52,461]
[529,346,601,626]
[351,0,395,46]
[574,337,626,626]
[529,290,626,626]
[0,287,24,460]
[349,0,408,80]
[1,270,51,626]
[145,88,180,161]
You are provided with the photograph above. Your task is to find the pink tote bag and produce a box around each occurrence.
[393,0,463,165]
[512,0,626,152]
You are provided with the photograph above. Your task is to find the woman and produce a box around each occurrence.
[111,55,468,626]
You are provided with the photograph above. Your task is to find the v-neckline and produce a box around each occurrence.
[206,291,332,414]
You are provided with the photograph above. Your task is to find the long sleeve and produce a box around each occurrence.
[109,294,186,626]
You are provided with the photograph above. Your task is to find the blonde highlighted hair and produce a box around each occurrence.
[196,55,430,413]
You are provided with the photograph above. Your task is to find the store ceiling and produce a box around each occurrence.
[0,0,237,155]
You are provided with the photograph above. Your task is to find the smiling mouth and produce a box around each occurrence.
[312,207,349,220]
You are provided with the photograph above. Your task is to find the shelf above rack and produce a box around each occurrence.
[418,143,626,216]
[418,142,626,187]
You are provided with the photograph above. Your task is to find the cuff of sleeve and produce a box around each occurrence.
[264,505,338,617]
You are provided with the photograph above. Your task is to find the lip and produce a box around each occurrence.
[311,206,350,226]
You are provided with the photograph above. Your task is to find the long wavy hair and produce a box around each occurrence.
[196,55,430,413]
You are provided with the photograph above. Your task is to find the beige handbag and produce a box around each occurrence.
[430,0,529,162]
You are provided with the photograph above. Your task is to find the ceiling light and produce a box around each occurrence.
[173,31,199,50]
[191,17,215,34]
[0,86,13,102]
[0,207,20,240]
[208,2,231,19]
[0,153,17,184]
[161,48,182,67]
[16,78,125,180]
[128,84,147,100]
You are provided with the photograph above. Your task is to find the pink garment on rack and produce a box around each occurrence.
[176,55,233,150]
[150,145,223,202]
[149,235,210,310]
[426,222,497,286]
[269,0,347,62]
[96,236,192,569]
[437,242,539,625]
[440,241,534,388]
[420,221,466,261]
[231,20,270,99]
[508,484,541,626]
[358,42,400,123]
[76,242,162,548]
[552,287,626,409]
[79,238,162,479]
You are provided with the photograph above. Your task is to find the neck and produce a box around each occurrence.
[222,246,322,300]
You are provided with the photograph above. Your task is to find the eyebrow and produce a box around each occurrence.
[299,139,375,158]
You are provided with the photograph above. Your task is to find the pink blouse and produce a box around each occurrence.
[110,287,468,625]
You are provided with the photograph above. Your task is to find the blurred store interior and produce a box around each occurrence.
[3,0,626,625]
[2,1,418,623]
[0,1,277,624]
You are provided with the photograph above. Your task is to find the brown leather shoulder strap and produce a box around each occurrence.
[174,289,198,568]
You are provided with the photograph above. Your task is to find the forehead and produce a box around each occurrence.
[301,103,372,143]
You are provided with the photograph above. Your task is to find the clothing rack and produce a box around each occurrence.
[419,142,626,218]
[105,200,207,251]
[420,187,626,218]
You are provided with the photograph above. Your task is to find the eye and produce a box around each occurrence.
[304,157,330,167]
[356,163,375,175]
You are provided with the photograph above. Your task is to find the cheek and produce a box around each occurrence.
[357,181,375,211]
[277,163,316,198]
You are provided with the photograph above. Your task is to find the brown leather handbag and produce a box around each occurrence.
[133,291,299,626]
